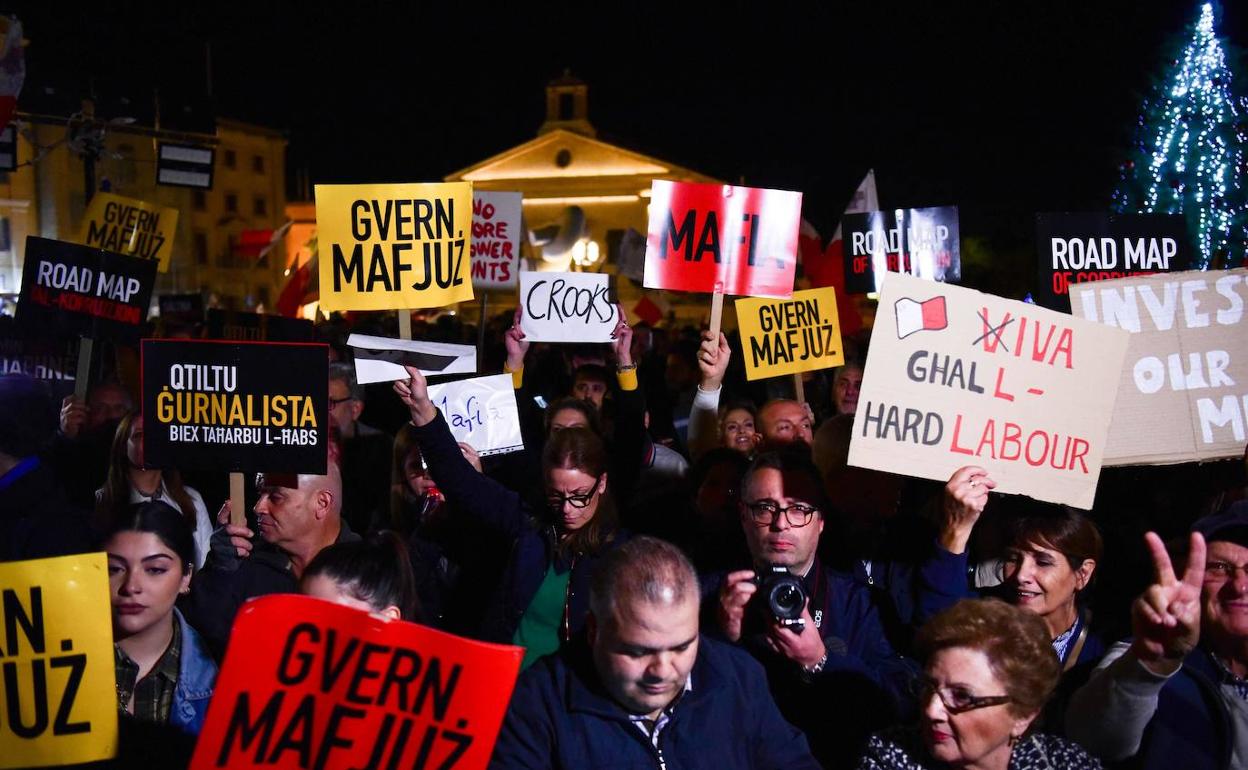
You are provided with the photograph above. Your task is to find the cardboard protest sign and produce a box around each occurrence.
[842,207,961,294]
[1070,268,1248,466]
[191,595,522,770]
[644,180,801,298]
[1035,213,1192,311]
[735,287,845,380]
[519,271,619,342]
[0,554,117,768]
[471,190,522,289]
[16,236,156,340]
[74,191,179,272]
[206,308,315,343]
[315,182,475,311]
[427,374,523,456]
[348,333,477,384]
[849,273,1129,509]
[142,339,329,475]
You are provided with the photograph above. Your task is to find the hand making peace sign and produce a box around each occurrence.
[1130,531,1207,675]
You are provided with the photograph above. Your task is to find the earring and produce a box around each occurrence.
[1008,733,1020,748]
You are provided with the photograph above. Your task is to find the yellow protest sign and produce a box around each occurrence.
[0,553,117,768]
[75,192,179,273]
[735,287,845,380]
[315,182,475,311]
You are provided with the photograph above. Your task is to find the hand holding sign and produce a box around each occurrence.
[394,366,435,427]
[59,395,87,438]
[939,466,996,554]
[1130,531,1206,675]
[504,306,529,372]
[698,330,731,390]
[609,306,632,366]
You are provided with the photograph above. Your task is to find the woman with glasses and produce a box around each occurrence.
[859,598,1101,769]
[395,364,625,669]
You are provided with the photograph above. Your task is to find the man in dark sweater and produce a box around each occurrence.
[181,463,359,658]
[328,361,392,533]
[492,536,819,770]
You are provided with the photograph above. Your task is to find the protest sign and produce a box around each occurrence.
[426,374,523,456]
[1069,268,1248,466]
[191,594,522,770]
[142,339,329,475]
[471,191,522,290]
[0,553,117,768]
[206,308,315,343]
[848,272,1129,509]
[519,271,619,343]
[74,192,179,273]
[0,327,77,381]
[158,293,205,325]
[348,333,477,384]
[1035,213,1192,311]
[644,180,801,298]
[735,287,845,380]
[315,182,475,311]
[842,207,961,294]
[16,236,156,341]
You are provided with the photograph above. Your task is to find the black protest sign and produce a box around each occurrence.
[842,207,961,294]
[158,293,205,324]
[16,236,156,340]
[1034,213,1193,311]
[205,309,315,343]
[142,339,329,475]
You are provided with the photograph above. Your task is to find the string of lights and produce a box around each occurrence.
[1113,2,1247,270]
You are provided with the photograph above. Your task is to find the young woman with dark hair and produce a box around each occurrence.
[104,500,216,735]
[301,530,422,621]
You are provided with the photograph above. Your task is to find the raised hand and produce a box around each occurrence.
[609,305,633,367]
[504,306,529,372]
[697,330,731,391]
[60,395,88,439]
[939,465,996,554]
[393,365,436,427]
[1130,531,1206,674]
[718,569,758,643]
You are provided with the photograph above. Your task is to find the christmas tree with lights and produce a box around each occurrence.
[1113,2,1248,269]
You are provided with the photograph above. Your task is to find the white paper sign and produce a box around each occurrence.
[426,373,523,456]
[348,334,477,384]
[519,271,619,342]
[471,191,523,290]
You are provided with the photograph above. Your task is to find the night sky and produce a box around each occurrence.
[10,1,1247,266]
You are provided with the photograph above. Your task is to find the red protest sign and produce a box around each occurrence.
[643,180,801,298]
[191,595,523,770]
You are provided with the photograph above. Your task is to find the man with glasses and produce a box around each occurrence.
[709,446,916,767]
[1067,500,1248,769]
[328,362,392,533]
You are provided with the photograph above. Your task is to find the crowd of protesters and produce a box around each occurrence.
[1,301,1246,770]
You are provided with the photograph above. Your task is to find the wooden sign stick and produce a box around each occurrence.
[709,283,725,339]
[793,372,806,404]
[229,472,246,527]
[397,310,412,341]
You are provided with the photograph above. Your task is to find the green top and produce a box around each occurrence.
[513,563,571,670]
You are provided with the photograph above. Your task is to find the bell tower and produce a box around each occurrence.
[538,70,595,137]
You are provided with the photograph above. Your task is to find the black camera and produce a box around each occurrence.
[754,565,807,634]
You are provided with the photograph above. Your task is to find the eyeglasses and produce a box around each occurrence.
[913,679,1011,715]
[1205,560,1248,582]
[329,396,355,409]
[547,474,603,510]
[744,500,818,528]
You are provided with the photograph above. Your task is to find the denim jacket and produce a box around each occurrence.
[168,608,217,735]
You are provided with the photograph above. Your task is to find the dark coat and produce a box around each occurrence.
[409,410,626,643]
[0,456,94,562]
[491,634,822,770]
[1130,646,1236,770]
[702,561,919,769]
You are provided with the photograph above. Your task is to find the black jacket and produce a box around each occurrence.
[0,456,94,562]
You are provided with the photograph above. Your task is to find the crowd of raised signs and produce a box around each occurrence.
[1,179,1247,769]
[1,298,1245,770]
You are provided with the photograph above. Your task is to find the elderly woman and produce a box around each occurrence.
[858,599,1101,770]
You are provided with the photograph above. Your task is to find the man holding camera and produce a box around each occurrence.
[711,447,916,768]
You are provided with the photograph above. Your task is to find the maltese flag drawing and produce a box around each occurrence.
[895,296,948,339]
